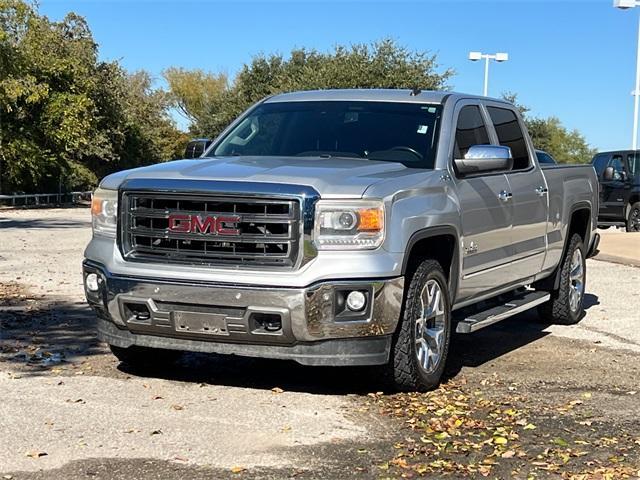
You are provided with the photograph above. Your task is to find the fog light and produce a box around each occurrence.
[346,290,366,311]
[85,273,99,292]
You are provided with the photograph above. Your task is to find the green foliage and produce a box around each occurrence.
[164,67,228,128]
[501,93,595,164]
[0,0,185,194]
[526,117,595,165]
[167,39,453,138]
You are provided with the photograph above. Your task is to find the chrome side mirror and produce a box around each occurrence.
[454,145,514,175]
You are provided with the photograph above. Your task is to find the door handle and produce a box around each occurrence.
[498,190,513,202]
[535,186,548,196]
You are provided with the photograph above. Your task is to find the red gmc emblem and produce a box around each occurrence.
[168,214,241,236]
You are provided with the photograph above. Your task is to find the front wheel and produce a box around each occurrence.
[386,259,452,392]
[538,233,586,325]
[626,202,640,232]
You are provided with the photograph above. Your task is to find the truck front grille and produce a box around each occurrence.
[120,193,300,268]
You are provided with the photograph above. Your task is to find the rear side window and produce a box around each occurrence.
[592,154,609,177]
[192,142,205,157]
[628,153,639,177]
[487,107,530,170]
[454,105,490,158]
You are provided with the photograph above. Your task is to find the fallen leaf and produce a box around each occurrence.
[271,387,284,394]
[230,466,246,474]
[171,404,183,410]
[524,423,537,430]
[25,451,47,459]
[494,436,508,445]
[501,450,516,458]
[553,437,569,447]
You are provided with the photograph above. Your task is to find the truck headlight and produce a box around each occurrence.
[91,187,118,238]
[313,200,384,250]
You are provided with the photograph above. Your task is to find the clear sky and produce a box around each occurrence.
[39,0,633,152]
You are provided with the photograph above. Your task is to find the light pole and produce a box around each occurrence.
[614,0,640,150]
[468,51,509,97]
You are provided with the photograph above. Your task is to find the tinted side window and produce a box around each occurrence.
[454,105,490,158]
[608,155,625,181]
[592,154,609,177]
[193,142,205,157]
[184,142,197,159]
[487,107,530,170]
[537,152,555,165]
[628,153,639,177]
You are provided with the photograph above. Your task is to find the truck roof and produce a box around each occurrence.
[264,89,508,105]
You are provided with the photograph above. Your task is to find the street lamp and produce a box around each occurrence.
[468,51,509,97]
[614,0,640,150]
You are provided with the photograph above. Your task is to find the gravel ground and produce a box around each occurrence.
[1,208,639,479]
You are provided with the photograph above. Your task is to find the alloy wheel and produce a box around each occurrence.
[569,249,585,313]
[415,279,446,374]
[629,207,640,232]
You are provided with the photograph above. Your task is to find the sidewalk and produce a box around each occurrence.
[595,228,640,267]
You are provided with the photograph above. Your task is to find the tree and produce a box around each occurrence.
[0,0,186,194]
[525,117,595,165]
[168,39,453,139]
[501,92,595,164]
[163,67,228,132]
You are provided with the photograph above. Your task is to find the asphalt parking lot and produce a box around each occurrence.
[1,208,639,479]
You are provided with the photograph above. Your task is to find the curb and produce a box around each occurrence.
[592,253,640,268]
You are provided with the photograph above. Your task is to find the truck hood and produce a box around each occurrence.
[100,156,416,197]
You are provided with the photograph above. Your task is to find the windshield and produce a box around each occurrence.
[208,101,442,168]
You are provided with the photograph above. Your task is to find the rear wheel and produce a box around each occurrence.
[538,233,586,325]
[386,259,451,392]
[109,345,181,369]
[626,202,640,232]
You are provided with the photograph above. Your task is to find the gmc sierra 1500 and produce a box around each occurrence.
[83,89,600,391]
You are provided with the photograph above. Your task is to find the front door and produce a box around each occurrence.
[452,103,514,300]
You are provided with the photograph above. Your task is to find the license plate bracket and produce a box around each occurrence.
[173,311,229,336]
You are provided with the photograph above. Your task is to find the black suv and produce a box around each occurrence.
[592,150,640,232]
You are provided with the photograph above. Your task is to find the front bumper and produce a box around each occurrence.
[83,261,404,366]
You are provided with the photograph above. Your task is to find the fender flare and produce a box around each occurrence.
[401,226,460,303]
[544,201,592,291]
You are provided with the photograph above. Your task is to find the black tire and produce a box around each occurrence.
[626,202,640,232]
[109,345,181,369]
[385,259,452,392]
[537,233,586,325]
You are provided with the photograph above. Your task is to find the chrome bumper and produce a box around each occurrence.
[83,261,404,349]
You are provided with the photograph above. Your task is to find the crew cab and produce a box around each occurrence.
[84,90,600,391]
[592,150,640,232]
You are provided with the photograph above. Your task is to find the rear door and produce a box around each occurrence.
[600,153,627,219]
[486,105,548,283]
[452,102,513,300]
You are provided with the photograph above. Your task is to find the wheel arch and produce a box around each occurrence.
[401,226,460,303]
[537,201,591,291]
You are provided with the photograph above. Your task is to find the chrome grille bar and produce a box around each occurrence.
[120,192,300,268]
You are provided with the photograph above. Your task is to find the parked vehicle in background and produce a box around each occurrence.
[183,138,212,159]
[536,149,557,165]
[592,150,640,232]
[84,90,600,391]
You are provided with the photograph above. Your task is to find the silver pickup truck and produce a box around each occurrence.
[83,89,600,391]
